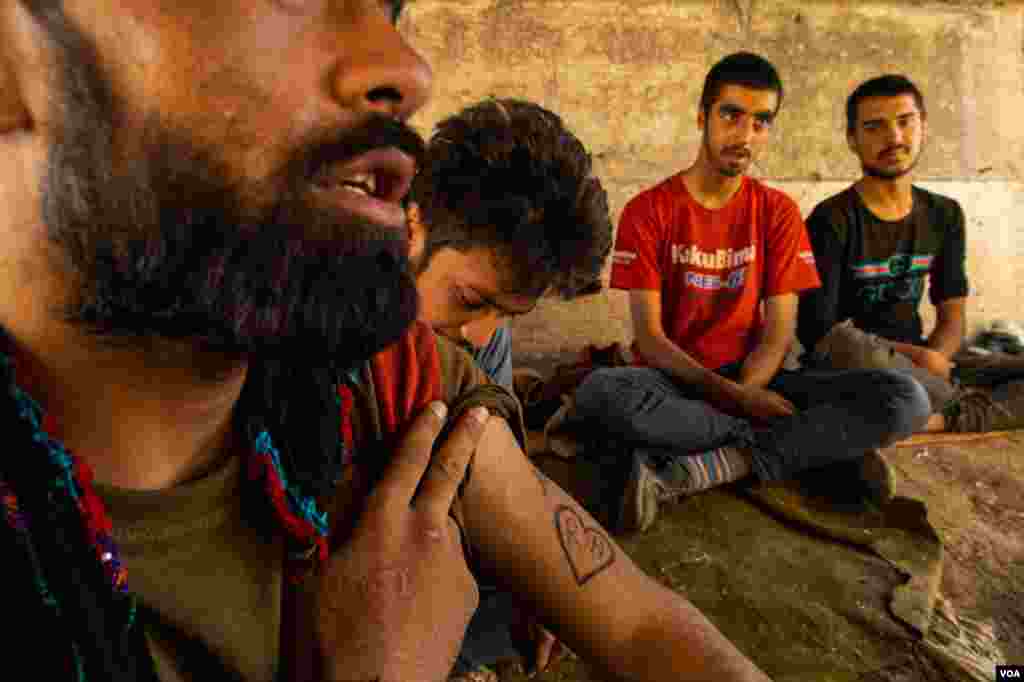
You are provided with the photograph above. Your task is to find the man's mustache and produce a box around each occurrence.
[880,145,910,158]
[291,114,427,182]
[723,146,751,158]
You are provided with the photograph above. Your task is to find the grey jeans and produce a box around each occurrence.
[808,319,956,411]
[572,364,931,482]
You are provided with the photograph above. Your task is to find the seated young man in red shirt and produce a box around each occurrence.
[570,53,932,534]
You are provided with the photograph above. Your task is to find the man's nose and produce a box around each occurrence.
[883,122,903,145]
[328,5,433,121]
[736,115,757,144]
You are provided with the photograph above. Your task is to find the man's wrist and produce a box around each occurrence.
[700,371,744,402]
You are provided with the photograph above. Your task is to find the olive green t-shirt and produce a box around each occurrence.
[99,455,283,682]
[96,332,524,681]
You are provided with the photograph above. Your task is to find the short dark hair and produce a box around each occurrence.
[699,52,784,115]
[846,75,926,134]
[409,98,612,299]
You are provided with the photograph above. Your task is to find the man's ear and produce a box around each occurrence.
[407,202,426,264]
[0,6,33,134]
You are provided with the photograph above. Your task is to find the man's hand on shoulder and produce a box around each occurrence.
[317,402,490,682]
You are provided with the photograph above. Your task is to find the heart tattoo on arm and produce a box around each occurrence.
[554,505,615,586]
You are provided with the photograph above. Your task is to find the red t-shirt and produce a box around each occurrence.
[611,174,820,370]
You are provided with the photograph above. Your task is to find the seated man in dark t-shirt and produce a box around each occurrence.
[799,75,1021,433]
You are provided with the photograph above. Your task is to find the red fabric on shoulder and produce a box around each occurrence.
[369,321,443,436]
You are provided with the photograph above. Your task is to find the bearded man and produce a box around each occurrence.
[0,3,769,681]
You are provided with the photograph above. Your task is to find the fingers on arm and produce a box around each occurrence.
[370,401,449,507]
[414,406,490,521]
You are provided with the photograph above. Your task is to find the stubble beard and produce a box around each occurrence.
[704,130,746,179]
[862,158,918,180]
[861,144,921,181]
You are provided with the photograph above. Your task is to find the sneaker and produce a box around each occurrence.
[616,452,664,535]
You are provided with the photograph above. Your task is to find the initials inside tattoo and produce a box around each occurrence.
[554,505,615,585]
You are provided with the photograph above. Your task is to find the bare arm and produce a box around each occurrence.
[886,298,965,381]
[631,290,793,419]
[455,416,771,682]
[739,294,797,388]
[927,297,966,358]
[630,290,745,405]
[796,211,845,352]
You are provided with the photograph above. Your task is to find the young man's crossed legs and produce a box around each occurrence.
[571,366,931,532]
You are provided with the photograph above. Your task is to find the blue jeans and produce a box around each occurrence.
[451,586,521,675]
[571,365,931,482]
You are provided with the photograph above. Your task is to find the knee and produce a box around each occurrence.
[573,369,626,419]
[573,368,664,428]
[878,370,932,437]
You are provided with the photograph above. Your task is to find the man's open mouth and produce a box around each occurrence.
[313,147,415,201]
[310,148,416,228]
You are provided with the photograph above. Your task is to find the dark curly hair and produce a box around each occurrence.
[409,98,612,300]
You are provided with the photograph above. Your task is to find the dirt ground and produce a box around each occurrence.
[492,431,1024,681]
[888,433,1024,665]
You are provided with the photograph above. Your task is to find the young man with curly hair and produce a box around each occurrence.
[408,98,612,679]
[409,98,611,389]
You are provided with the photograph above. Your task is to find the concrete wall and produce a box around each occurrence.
[402,1,1024,367]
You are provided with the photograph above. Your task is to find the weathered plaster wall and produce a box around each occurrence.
[402,1,1024,365]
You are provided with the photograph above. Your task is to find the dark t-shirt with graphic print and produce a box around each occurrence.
[797,185,968,350]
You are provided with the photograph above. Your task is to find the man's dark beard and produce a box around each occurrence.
[52,124,422,369]
[863,161,917,180]
[863,146,920,180]
[36,4,424,495]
